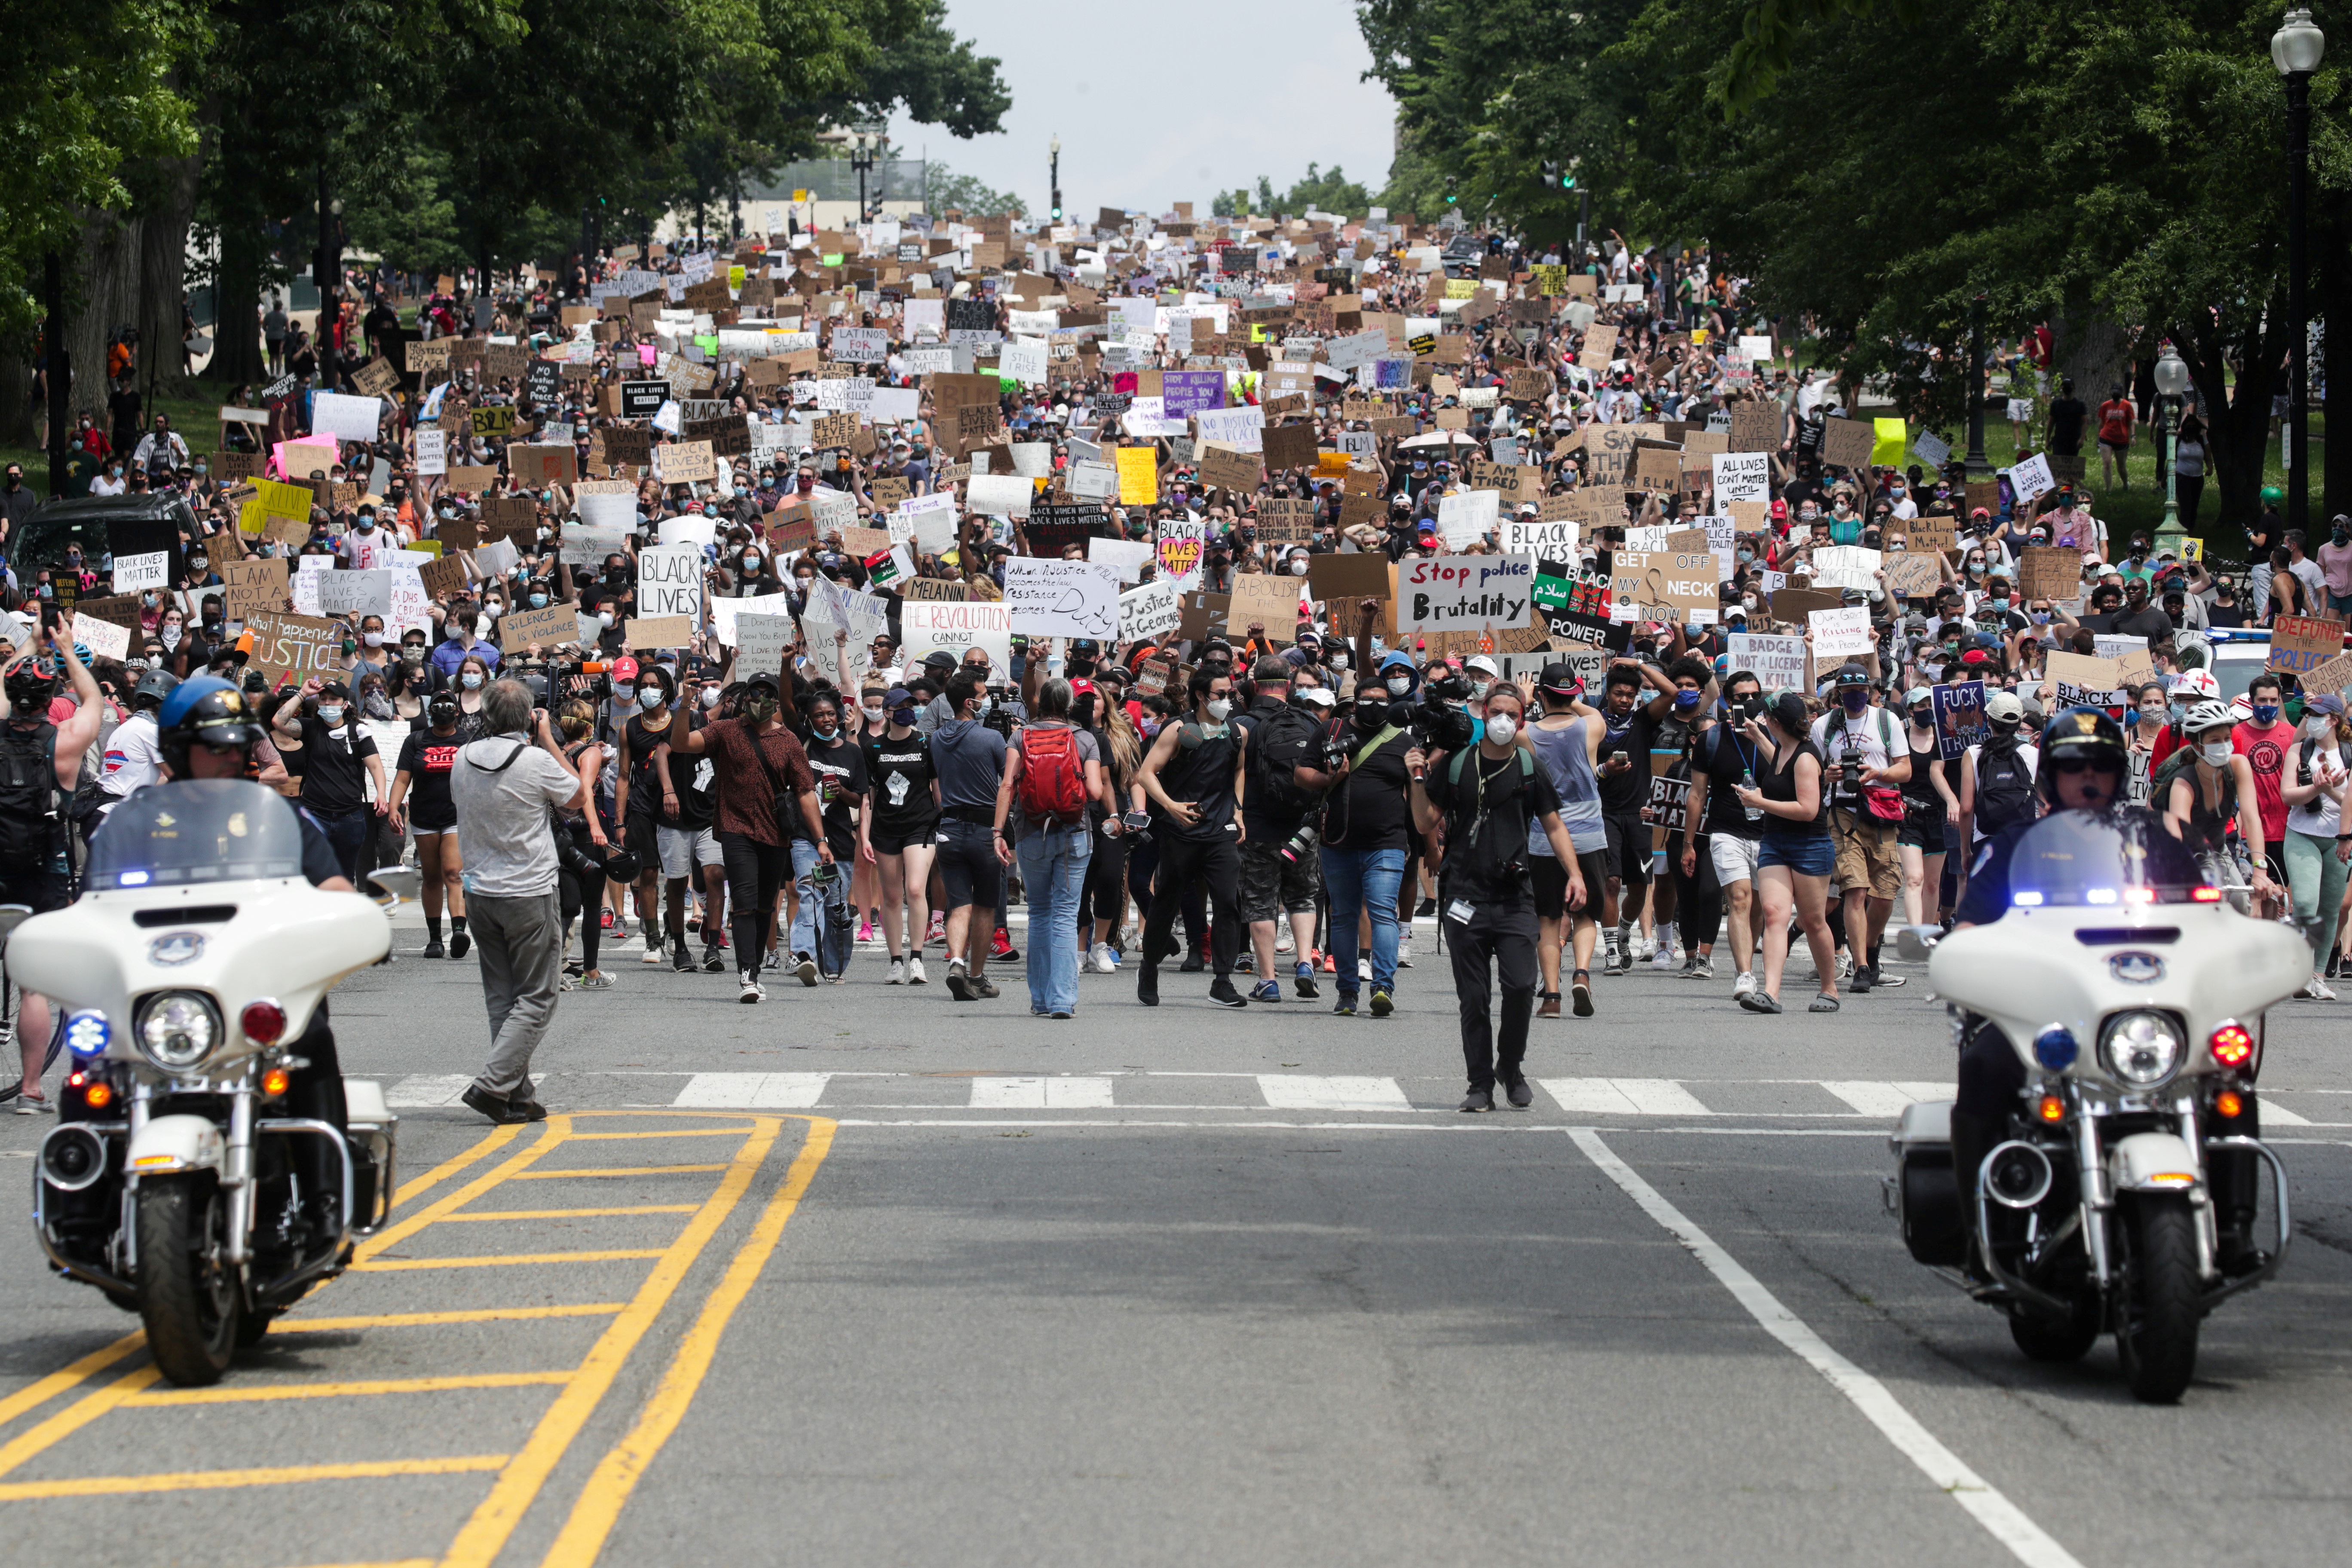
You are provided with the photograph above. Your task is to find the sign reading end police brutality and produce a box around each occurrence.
[1398,556,1532,634]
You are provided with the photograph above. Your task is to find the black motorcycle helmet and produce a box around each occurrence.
[2035,704,2128,806]
[156,675,265,776]
[5,658,56,717]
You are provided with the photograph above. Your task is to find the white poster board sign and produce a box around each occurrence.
[1002,557,1120,640]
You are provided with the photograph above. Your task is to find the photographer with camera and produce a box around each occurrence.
[1409,680,1585,1112]
[1134,666,1250,1008]
[1237,657,1337,1003]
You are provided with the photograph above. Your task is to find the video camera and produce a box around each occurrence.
[1410,673,1479,755]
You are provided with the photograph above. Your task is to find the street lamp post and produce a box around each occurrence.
[2272,7,2325,536]
[1965,294,1992,481]
[849,131,876,222]
[1050,134,1062,224]
[2154,343,2192,550]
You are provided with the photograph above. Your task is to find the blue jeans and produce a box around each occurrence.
[1016,825,1091,1014]
[1322,844,1406,996]
[790,839,852,977]
[308,806,370,885]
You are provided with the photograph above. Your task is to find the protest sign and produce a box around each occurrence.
[1809,545,1882,591]
[241,612,344,689]
[510,443,580,486]
[1118,580,1182,643]
[1932,681,1988,760]
[1003,557,1119,640]
[1730,401,1782,453]
[72,614,130,662]
[1537,605,1629,682]
[223,558,288,622]
[1156,514,1210,586]
[1501,518,1577,557]
[1198,444,1262,494]
[898,599,1014,668]
[2267,615,2346,674]
[497,602,583,653]
[967,473,1034,518]
[1397,555,1533,633]
[1727,633,1807,697]
[1089,536,1154,582]
[2018,547,2080,604]
[1882,553,1944,600]
[1818,416,1876,472]
[111,551,171,591]
[626,616,695,650]
[2300,652,2352,697]
[636,544,705,621]
[311,392,382,444]
[1710,450,1772,505]
[1809,606,1874,660]
[2047,651,2127,708]
[733,613,796,677]
[316,569,392,618]
[1228,574,1306,642]
[1436,489,1500,548]
[1117,447,1158,505]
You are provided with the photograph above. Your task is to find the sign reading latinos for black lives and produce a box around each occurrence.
[1398,555,1532,634]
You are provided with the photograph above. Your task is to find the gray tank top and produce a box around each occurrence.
[1529,717,1606,855]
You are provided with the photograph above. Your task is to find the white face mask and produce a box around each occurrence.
[861,704,885,724]
[1483,714,1518,746]
[2201,740,2235,767]
[1204,698,1232,722]
[1387,676,1411,696]
[363,631,385,647]
[1289,558,1309,576]
[701,687,722,708]
[2306,716,2336,740]
[637,688,665,711]
[597,612,615,628]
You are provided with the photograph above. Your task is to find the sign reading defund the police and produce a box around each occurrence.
[1397,555,1533,633]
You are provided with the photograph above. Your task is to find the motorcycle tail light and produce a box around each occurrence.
[2210,1023,2255,1068]
[2215,1090,2245,1119]
[261,1067,291,1097]
[2191,886,2224,903]
[2037,1095,2067,1124]
[241,1000,287,1046]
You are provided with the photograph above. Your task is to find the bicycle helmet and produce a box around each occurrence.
[2180,698,2236,736]
[132,667,181,713]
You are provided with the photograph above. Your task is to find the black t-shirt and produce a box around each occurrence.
[395,729,460,830]
[293,716,377,816]
[1692,722,1765,840]
[1322,721,1415,853]
[864,729,940,832]
[1237,696,1322,839]
[2048,397,2088,455]
[1596,704,1663,816]
[802,731,867,858]
[658,714,717,831]
[1421,746,1564,904]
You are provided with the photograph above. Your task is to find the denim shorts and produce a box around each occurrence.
[1756,829,1835,879]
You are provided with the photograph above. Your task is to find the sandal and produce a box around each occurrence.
[1570,969,1594,1017]
[1537,990,1562,1020]
[1809,992,1841,1013]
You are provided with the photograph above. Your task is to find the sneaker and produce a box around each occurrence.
[1293,961,1318,999]
[794,953,819,987]
[857,918,875,944]
[1180,948,1207,973]
[642,938,665,965]
[1416,897,1437,917]
[422,937,445,959]
[1275,925,1294,955]
[1458,1089,1494,1113]
[1632,933,1654,963]
[702,945,726,973]
[1837,950,1855,980]
[1503,1079,1534,1110]
[1359,958,1373,980]
[906,956,927,985]
[1650,944,1677,971]
[926,911,946,946]
[12,1089,53,1115]
[970,975,1000,1000]
[887,956,906,986]
[991,928,1020,963]
[1249,978,1282,1003]
[2305,975,2339,1001]
[673,941,697,973]
[1396,936,1413,968]
[461,1084,528,1125]
[1851,964,1873,994]
[449,930,471,961]
[739,974,762,1004]
[1874,971,1905,989]
[1332,994,1358,1016]
[1321,951,1336,974]
[946,959,973,1001]
[1603,944,1629,977]
[1369,988,1394,1018]
[1732,971,1758,1000]
[600,909,618,933]
[581,970,614,989]
[1209,976,1248,1008]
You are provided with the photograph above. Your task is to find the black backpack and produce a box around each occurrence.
[0,723,64,874]
[1248,705,1330,817]
[1974,734,2037,835]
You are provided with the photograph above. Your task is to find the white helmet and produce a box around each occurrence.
[2168,668,2219,700]
[2182,698,2236,736]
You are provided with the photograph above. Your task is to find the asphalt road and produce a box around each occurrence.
[3,919,2350,1568]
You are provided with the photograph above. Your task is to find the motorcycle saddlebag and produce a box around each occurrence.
[1890,1100,1965,1268]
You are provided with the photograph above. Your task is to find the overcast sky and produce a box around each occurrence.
[884,0,1398,218]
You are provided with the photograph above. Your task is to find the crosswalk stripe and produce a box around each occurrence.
[670,1073,833,1109]
[1257,1075,1414,1112]
[1539,1078,1717,1116]
[2260,1101,2314,1127]
[1820,1081,1956,1118]
[969,1076,1116,1109]
[386,1075,478,1108]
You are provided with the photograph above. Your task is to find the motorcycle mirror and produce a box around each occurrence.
[1893,925,1942,964]
[0,903,34,952]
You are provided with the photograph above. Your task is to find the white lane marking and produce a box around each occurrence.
[2260,1101,2314,1127]
[1539,1078,1716,1116]
[1256,1075,1414,1112]
[385,1075,477,1108]
[671,1072,833,1108]
[1571,1130,2084,1568]
[969,1075,1117,1109]
[1821,1081,1957,1118]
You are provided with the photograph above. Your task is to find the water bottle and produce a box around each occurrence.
[1742,769,1763,824]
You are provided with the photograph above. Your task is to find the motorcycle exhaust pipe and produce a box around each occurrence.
[39,1125,110,1193]
[1984,1141,2055,1210]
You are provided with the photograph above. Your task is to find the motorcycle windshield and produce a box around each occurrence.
[83,780,307,891]
[2008,806,2208,908]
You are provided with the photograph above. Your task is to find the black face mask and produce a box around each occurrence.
[1354,702,1390,731]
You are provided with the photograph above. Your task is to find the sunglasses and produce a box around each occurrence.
[2050,758,2115,775]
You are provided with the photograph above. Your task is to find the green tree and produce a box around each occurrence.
[925,162,1026,218]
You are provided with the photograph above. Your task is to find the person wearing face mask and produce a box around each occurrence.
[286,676,389,885]
[346,614,393,678]
[1525,665,1611,1018]
[338,506,396,571]
[1133,667,1251,1008]
[924,672,1010,1001]
[2156,700,2277,907]
[611,664,683,965]
[2232,671,2298,920]
[1594,656,1680,973]
[731,541,783,598]
[432,602,503,680]
[444,653,495,741]
[1808,663,1910,992]
[791,690,869,984]
[862,684,940,985]
[387,691,469,960]
[1408,681,1584,1111]
[2277,692,2351,997]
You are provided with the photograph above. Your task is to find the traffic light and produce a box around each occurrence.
[1543,159,1576,190]
[1051,203,1063,220]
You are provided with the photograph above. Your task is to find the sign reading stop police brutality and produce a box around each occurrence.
[1397,555,1533,633]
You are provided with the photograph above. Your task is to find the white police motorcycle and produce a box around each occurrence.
[1889,810,2308,1402]
[14,779,396,1384]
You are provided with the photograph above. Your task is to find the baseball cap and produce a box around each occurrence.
[1465,655,1500,678]
[1985,690,2024,721]
[1296,686,1334,709]
[1834,663,1871,687]
[1537,662,1583,696]
[1770,499,1788,521]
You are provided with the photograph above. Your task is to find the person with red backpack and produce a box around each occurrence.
[993,677,1105,1019]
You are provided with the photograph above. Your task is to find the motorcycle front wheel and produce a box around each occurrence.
[136,1174,243,1386]
[2115,1193,2201,1404]
[2009,1298,2101,1362]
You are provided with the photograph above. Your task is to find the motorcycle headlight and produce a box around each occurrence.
[135,992,221,1072]
[2099,1009,2185,1088]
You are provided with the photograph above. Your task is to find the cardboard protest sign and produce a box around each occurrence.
[1881,553,1944,600]
[1729,402,1782,453]
[901,576,968,603]
[222,558,288,622]
[2267,615,2346,674]
[625,616,695,650]
[1197,444,1262,494]
[240,612,345,689]
[1932,681,1988,760]
[2300,652,2352,697]
[1817,416,1876,472]
[497,601,584,652]
[1228,574,1307,642]
[2018,547,2081,604]
[1176,592,1232,642]
[1614,549,1720,624]
[1002,557,1120,640]
[2047,651,2126,707]
[508,444,579,486]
